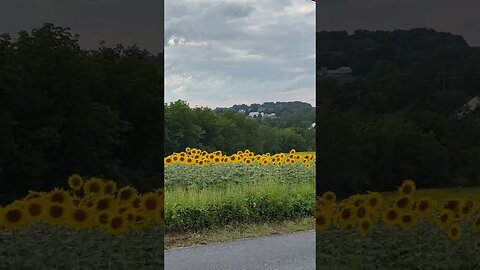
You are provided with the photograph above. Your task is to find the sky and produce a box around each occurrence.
[0,0,164,54]
[165,0,316,109]
[317,0,480,47]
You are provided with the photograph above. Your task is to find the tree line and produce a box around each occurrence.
[164,100,315,155]
[0,24,164,204]
[317,28,480,197]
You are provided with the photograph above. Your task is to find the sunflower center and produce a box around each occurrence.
[356,207,366,219]
[111,217,123,229]
[418,201,428,211]
[104,185,113,194]
[145,199,157,210]
[451,227,458,236]
[341,209,351,219]
[29,204,42,216]
[361,221,370,230]
[317,216,326,225]
[396,197,408,208]
[50,205,63,218]
[402,215,412,223]
[89,184,100,193]
[97,199,110,210]
[6,209,21,223]
[120,190,132,200]
[74,209,87,222]
[402,185,412,194]
[369,198,378,207]
[51,193,65,203]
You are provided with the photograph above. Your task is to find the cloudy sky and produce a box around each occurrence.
[0,0,163,54]
[165,0,316,108]
[317,0,480,47]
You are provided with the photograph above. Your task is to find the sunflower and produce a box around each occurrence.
[398,212,416,229]
[68,205,94,230]
[141,192,161,221]
[83,177,104,196]
[45,202,69,226]
[106,214,128,235]
[94,195,117,213]
[322,191,336,203]
[355,205,369,220]
[96,212,111,228]
[357,218,374,236]
[398,179,416,196]
[164,157,173,165]
[117,186,138,204]
[393,196,413,212]
[67,174,84,191]
[102,180,118,196]
[365,192,383,211]
[383,208,399,227]
[437,210,454,230]
[447,223,462,241]
[47,188,73,205]
[415,197,436,218]
[1,205,28,230]
[316,209,333,231]
[25,198,46,222]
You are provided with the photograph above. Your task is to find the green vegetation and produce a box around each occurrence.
[166,177,315,232]
[317,28,480,198]
[0,224,164,269]
[166,216,314,249]
[164,100,316,155]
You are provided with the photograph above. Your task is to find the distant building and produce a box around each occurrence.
[248,112,260,118]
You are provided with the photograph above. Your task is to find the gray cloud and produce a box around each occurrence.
[165,0,315,108]
[317,0,480,47]
[0,0,163,54]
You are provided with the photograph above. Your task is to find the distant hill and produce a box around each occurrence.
[214,101,315,128]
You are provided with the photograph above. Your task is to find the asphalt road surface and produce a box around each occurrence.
[165,230,315,270]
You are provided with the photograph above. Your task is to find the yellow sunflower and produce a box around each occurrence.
[393,195,413,212]
[383,208,399,227]
[447,223,462,241]
[322,191,336,203]
[102,180,118,196]
[398,212,416,229]
[106,214,129,235]
[83,177,104,196]
[67,174,84,191]
[357,218,374,236]
[25,198,46,222]
[1,205,28,230]
[415,197,436,219]
[117,186,138,204]
[141,192,161,221]
[68,205,94,230]
[398,179,416,196]
[436,210,454,230]
[47,188,73,205]
[316,209,333,231]
[365,192,383,211]
[45,202,69,226]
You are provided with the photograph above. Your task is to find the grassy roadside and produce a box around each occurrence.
[165,216,314,250]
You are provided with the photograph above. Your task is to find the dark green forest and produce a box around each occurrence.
[164,100,315,155]
[0,24,164,204]
[317,28,480,197]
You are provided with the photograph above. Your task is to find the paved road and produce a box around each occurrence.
[165,230,315,270]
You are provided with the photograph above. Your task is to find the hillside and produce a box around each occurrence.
[214,101,315,128]
[316,28,480,197]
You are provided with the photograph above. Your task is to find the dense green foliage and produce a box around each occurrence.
[165,100,315,155]
[0,24,164,204]
[317,28,480,197]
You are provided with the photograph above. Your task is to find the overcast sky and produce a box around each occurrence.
[165,0,316,109]
[0,0,163,54]
[317,0,480,47]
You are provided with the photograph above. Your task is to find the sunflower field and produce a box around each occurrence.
[0,175,164,269]
[164,148,316,232]
[316,180,480,269]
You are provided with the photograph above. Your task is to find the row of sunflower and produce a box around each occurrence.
[0,175,164,235]
[164,148,316,169]
[316,180,480,245]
